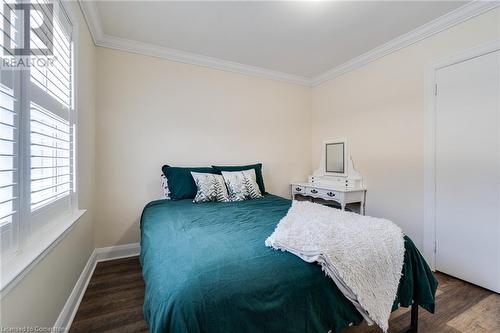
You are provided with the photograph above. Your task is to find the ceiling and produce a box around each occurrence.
[88,1,474,82]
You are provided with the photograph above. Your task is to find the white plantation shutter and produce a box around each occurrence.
[0,78,19,255]
[29,1,74,224]
[30,0,72,109]
[30,102,71,211]
[1,0,16,57]
[1,1,20,256]
[27,0,74,232]
[0,84,17,222]
[0,0,76,264]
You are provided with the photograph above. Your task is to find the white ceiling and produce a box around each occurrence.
[89,1,476,81]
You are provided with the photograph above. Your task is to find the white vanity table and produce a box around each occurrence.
[291,182,366,214]
[291,139,367,215]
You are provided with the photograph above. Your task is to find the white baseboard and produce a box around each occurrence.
[53,243,141,332]
[53,249,97,332]
[94,243,141,262]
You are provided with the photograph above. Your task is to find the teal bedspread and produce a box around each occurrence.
[140,195,437,333]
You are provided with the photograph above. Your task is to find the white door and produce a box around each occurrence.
[435,50,500,293]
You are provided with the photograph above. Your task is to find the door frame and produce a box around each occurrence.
[423,39,500,270]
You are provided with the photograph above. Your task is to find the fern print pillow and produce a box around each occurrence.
[221,169,262,201]
[161,174,170,199]
[191,172,229,203]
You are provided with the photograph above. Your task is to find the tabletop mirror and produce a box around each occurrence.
[311,139,363,189]
[326,141,346,175]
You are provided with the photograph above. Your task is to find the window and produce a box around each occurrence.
[30,102,72,211]
[0,73,18,256]
[0,0,76,267]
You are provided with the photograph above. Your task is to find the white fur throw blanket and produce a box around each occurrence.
[265,200,405,332]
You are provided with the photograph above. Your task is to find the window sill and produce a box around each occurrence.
[0,209,87,296]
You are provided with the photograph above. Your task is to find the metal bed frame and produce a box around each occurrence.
[402,303,419,333]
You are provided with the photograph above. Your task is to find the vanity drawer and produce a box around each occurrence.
[322,190,338,198]
[292,185,306,194]
[305,187,321,196]
[306,187,338,198]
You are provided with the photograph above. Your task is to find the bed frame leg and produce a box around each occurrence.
[402,303,419,333]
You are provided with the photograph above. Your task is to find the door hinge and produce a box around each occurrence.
[434,241,437,254]
[435,83,438,96]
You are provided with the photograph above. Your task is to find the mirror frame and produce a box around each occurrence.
[317,139,348,177]
[325,142,345,174]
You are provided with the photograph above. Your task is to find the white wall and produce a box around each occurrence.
[0,2,96,328]
[95,48,311,247]
[310,8,500,249]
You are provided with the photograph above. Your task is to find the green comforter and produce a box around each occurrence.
[140,195,437,333]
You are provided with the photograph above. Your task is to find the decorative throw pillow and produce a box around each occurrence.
[191,172,229,203]
[161,174,170,199]
[212,163,266,194]
[162,165,216,200]
[221,169,262,201]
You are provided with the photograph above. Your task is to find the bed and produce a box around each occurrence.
[140,194,437,333]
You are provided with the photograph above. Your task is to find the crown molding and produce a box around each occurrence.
[311,0,500,86]
[79,0,499,88]
[95,34,312,86]
[78,0,103,43]
[77,0,310,86]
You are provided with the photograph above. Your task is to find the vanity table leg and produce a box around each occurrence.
[362,191,366,215]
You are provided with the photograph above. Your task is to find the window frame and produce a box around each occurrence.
[0,0,84,295]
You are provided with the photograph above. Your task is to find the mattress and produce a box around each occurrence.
[140,194,437,333]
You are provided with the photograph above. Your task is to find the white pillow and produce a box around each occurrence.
[221,169,262,201]
[191,172,229,203]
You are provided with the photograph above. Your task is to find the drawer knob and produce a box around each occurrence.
[295,187,302,192]
[327,192,335,197]
[311,189,318,194]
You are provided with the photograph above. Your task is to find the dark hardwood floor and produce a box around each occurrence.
[70,257,148,333]
[69,256,499,333]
